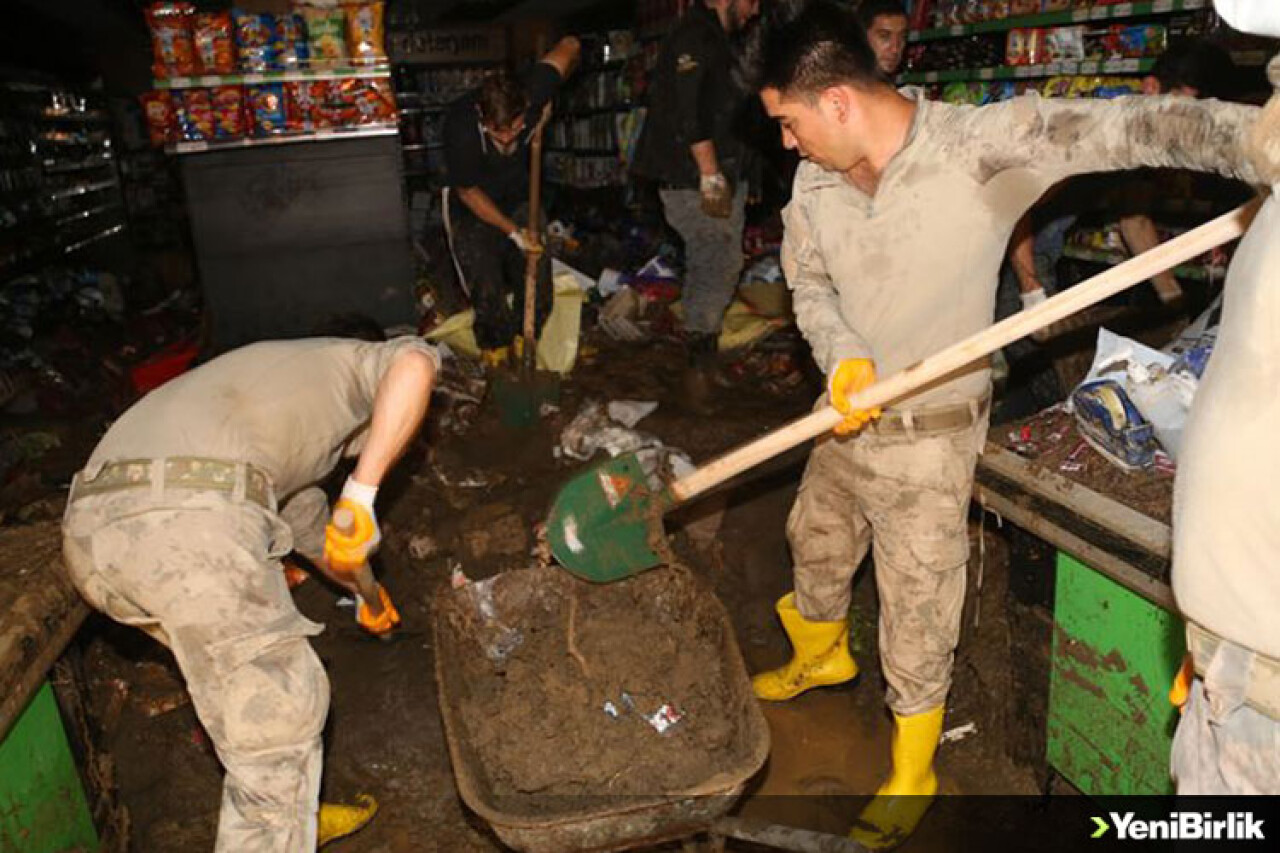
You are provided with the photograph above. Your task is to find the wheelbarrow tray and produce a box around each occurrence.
[433,567,770,853]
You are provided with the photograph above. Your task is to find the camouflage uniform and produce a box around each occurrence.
[783,91,1258,715]
[61,337,439,852]
[1172,64,1280,794]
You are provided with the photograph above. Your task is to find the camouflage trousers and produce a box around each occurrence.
[789,410,987,716]
[62,482,329,853]
[1171,634,1280,794]
[659,185,747,336]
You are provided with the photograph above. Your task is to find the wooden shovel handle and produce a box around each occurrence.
[522,104,552,364]
[670,199,1261,504]
[332,507,385,615]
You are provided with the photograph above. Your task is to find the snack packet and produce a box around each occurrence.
[174,88,215,141]
[300,3,348,67]
[146,3,198,79]
[247,83,288,136]
[274,13,311,70]
[345,2,387,65]
[234,10,278,72]
[193,12,235,75]
[211,85,247,139]
[140,91,175,146]
[286,80,333,131]
[346,77,396,124]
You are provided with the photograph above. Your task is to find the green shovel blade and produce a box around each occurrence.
[548,452,669,582]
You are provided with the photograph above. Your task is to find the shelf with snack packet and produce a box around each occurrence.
[1061,246,1226,281]
[910,0,1207,43]
[145,2,389,82]
[165,123,397,155]
[903,56,1154,83]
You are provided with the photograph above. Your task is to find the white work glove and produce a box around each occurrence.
[323,477,381,575]
[1019,287,1047,310]
[699,173,732,219]
[508,229,528,252]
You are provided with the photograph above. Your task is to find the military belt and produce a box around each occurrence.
[71,457,273,510]
[1188,621,1280,722]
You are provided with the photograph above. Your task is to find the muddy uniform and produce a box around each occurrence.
[61,337,440,852]
[1172,59,1280,794]
[632,0,751,337]
[783,91,1258,716]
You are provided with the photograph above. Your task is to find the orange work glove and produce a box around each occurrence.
[323,478,381,576]
[357,584,401,637]
[1169,653,1195,714]
[829,358,882,436]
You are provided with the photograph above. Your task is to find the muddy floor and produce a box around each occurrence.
[67,332,1051,852]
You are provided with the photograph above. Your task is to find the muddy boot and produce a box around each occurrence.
[849,706,944,849]
[752,592,858,701]
[680,333,718,416]
[318,793,378,848]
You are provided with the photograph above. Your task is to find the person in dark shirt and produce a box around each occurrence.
[632,0,760,412]
[443,36,580,368]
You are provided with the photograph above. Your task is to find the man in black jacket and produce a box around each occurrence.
[633,0,760,411]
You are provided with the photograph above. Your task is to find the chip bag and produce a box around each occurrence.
[174,88,215,142]
[211,85,247,139]
[234,10,278,72]
[300,3,348,67]
[247,83,288,136]
[274,13,311,70]
[345,1,387,65]
[346,77,396,124]
[146,3,198,79]
[140,91,175,146]
[193,12,235,75]
[286,80,333,131]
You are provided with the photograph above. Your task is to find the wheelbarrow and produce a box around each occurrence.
[433,567,877,852]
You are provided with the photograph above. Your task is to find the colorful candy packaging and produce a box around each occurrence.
[146,3,198,79]
[211,85,247,139]
[345,2,387,64]
[234,10,277,72]
[193,12,235,75]
[140,91,175,146]
[274,13,311,70]
[349,78,396,124]
[285,81,334,131]
[1010,0,1041,13]
[1044,26,1085,62]
[247,84,288,136]
[174,88,215,142]
[300,3,348,67]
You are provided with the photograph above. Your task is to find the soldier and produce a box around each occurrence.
[742,1,1260,845]
[62,333,439,851]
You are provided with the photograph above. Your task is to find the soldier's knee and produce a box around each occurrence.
[221,638,330,754]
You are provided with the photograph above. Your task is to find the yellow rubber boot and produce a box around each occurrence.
[317,794,378,848]
[850,706,944,850]
[481,346,510,369]
[752,592,858,701]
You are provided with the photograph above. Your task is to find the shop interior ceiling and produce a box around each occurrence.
[396,0,612,24]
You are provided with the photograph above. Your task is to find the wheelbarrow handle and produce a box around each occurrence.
[670,199,1261,505]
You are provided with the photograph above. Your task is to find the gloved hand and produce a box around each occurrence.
[508,228,544,255]
[324,477,381,576]
[699,173,733,219]
[1019,287,1047,311]
[357,584,401,637]
[829,358,882,436]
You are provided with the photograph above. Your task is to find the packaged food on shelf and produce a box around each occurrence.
[286,81,333,131]
[1011,0,1043,14]
[174,88,215,142]
[233,10,277,73]
[273,13,311,70]
[211,85,247,140]
[146,2,198,79]
[1044,26,1085,62]
[140,91,176,147]
[345,1,388,65]
[193,12,235,75]
[299,2,348,67]
[247,84,288,137]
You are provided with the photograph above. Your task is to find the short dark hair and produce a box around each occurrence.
[1152,39,1237,100]
[476,72,527,128]
[857,0,908,28]
[741,0,887,96]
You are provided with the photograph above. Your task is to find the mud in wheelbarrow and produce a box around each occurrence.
[433,566,770,852]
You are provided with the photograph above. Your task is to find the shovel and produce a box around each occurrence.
[493,104,559,428]
[548,200,1261,582]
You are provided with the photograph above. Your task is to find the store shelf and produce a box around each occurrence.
[401,142,442,152]
[901,57,1154,83]
[37,109,109,124]
[909,0,1208,43]
[1063,245,1224,281]
[48,177,118,201]
[154,66,391,90]
[165,124,398,154]
[42,154,114,174]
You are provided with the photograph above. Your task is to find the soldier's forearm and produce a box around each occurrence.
[690,139,719,176]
